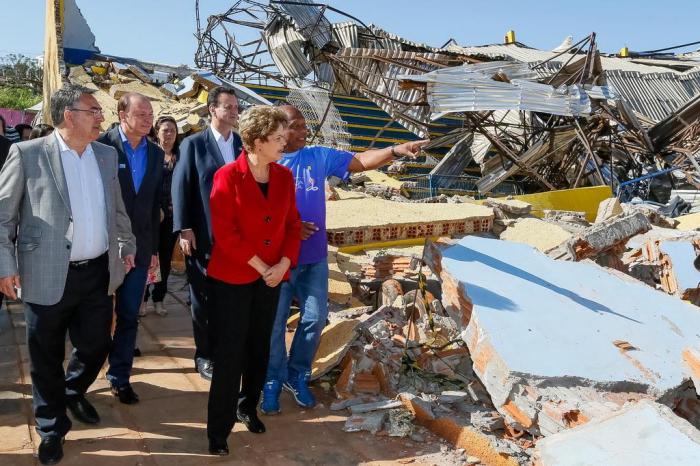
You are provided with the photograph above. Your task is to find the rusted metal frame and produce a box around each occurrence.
[327,55,420,108]
[466,114,556,190]
[574,119,605,185]
[540,35,591,86]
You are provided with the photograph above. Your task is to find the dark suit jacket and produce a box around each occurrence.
[98,127,164,268]
[0,135,11,171]
[171,127,242,264]
[207,151,301,284]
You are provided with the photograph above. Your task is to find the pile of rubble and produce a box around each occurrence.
[312,192,700,465]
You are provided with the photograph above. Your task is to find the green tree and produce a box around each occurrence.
[0,54,43,94]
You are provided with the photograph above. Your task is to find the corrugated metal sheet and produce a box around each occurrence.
[333,22,359,48]
[407,62,617,118]
[442,43,700,122]
[264,21,313,78]
[276,0,333,49]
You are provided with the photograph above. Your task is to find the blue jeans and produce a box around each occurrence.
[107,265,148,388]
[266,260,329,382]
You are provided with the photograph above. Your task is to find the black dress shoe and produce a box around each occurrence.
[208,438,229,456]
[111,384,140,405]
[66,396,100,424]
[38,436,64,465]
[237,410,266,433]
[196,359,213,381]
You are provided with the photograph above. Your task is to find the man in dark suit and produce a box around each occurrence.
[172,86,242,380]
[99,92,163,404]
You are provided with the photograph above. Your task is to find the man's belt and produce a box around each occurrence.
[69,253,107,270]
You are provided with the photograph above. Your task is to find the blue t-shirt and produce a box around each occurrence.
[278,145,353,265]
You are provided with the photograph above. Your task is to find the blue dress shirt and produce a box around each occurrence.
[119,127,148,193]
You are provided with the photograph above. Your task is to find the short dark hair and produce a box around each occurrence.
[50,83,96,126]
[207,86,237,114]
[29,124,54,139]
[154,115,180,155]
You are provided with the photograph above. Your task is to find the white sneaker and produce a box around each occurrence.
[154,302,168,316]
[138,302,148,317]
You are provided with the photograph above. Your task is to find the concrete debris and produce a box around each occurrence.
[594,197,623,223]
[676,211,700,230]
[387,408,415,437]
[534,400,700,466]
[642,239,700,301]
[622,202,679,229]
[343,412,387,434]
[542,209,590,227]
[425,236,700,437]
[500,218,573,253]
[326,196,494,247]
[349,399,404,414]
[549,211,651,261]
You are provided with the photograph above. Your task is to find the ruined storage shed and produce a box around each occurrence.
[426,236,700,436]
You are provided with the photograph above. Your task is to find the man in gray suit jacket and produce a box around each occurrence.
[0,84,136,465]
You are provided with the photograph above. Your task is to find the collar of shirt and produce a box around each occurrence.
[54,131,94,158]
[209,125,235,145]
[118,126,147,152]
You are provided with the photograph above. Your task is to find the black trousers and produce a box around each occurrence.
[145,216,179,303]
[24,254,112,438]
[207,277,280,442]
[185,255,211,363]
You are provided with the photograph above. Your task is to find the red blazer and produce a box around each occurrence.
[207,151,301,284]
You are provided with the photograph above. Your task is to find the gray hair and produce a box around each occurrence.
[50,84,96,126]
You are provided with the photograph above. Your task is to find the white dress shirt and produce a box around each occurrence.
[55,131,109,261]
[209,126,236,164]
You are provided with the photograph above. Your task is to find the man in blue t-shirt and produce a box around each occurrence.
[262,105,427,414]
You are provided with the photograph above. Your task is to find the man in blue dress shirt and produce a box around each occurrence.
[98,93,163,405]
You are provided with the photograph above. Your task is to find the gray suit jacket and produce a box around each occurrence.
[0,134,137,306]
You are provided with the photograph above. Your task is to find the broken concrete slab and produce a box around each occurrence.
[550,211,651,260]
[626,226,700,249]
[683,348,700,397]
[426,236,700,436]
[311,318,360,380]
[328,246,353,305]
[594,197,623,223]
[676,211,700,231]
[349,399,403,414]
[483,198,532,216]
[499,218,573,253]
[534,400,700,466]
[343,412,386,434]
[643,239,700,300]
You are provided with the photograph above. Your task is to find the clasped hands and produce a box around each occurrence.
[249,255,290,288]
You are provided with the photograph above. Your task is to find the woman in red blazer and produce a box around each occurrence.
[206,106,300,456]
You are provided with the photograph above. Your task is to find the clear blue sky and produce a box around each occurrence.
[3,0,700,65]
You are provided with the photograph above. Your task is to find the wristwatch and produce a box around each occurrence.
[391,145,400,158]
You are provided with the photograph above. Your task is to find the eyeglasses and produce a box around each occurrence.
[68,107,104,118]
